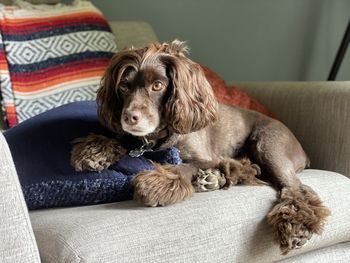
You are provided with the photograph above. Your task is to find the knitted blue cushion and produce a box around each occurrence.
[4,101,182,210]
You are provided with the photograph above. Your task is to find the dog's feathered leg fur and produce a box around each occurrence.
[133,157,265,206]
[70,134,126,172]
[248,125,331,255]
[267,184,331,255]
[133,163,196,207]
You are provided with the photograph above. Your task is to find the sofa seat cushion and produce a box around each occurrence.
[30,170,350,263]
[277,241,350,262]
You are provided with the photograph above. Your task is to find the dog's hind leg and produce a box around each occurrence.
[248,122,330,255]
[268,182,330,255]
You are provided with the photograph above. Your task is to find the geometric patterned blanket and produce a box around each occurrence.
[0,0,117,127]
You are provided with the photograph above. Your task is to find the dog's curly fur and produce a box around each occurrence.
[70,40,330,254]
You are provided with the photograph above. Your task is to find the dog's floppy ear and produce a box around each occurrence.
[163,52,218,134]
[97,48,144,133]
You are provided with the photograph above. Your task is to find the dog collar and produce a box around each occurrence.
[144,128,169,143]
[128,128,169,158]
[129,137,156,158]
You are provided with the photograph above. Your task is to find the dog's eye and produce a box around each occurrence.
[119,83,129,94]
[152,81,164,91]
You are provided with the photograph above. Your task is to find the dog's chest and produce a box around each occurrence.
[174,105,253,161]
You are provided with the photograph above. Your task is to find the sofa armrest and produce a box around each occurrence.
[236,81,350,178]
[0,133,40,262]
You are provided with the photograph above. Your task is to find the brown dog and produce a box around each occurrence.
[71,40,330,255]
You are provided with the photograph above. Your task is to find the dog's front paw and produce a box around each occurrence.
[267,187,330,255]
[70,134,126,172]
[193,168,226,192]
[133,164,194,206]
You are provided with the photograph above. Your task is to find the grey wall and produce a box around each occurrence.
[91,0,350,82]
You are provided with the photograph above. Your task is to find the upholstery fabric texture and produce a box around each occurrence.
[4,101,182,210]
[277,241,350,263]
[238,81,350,179]
[29,170,350,263]
[0,132,40,263]
[0,0,117,126]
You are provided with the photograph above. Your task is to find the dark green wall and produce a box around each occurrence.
[92,0,350,82]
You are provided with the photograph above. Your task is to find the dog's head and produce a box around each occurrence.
[97,40,218,136]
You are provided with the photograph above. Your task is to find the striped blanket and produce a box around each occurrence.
[0,0,117,127]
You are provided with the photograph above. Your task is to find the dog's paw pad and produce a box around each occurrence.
[279,222,313,254]
[290,230,311,249]
[193,168,226,192]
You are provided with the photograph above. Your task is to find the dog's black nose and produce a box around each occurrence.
[124,111,141,125]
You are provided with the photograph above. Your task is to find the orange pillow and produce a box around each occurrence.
[201,66,273,117]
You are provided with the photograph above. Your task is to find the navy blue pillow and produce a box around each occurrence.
[4,101,182,210]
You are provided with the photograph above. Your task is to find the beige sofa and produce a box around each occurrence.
[1,21,350,263]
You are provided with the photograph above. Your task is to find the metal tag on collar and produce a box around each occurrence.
[129,137,156,158]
